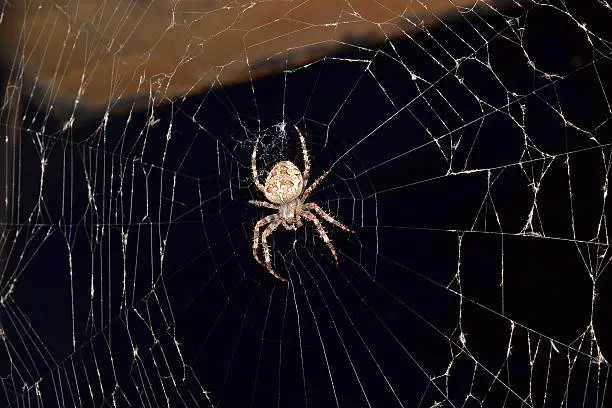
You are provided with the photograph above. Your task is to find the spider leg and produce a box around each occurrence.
[251,138,266,193]
[303,202,355,234]
[253,215,276,267]
[249,200,279,210]
[302,210,339,265]
[301,170,330,201]
[281,221,297,230]
[294,125,310,186]
[261,220,287,282]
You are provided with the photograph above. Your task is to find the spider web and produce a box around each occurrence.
[1,0,611,407]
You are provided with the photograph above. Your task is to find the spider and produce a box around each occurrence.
[249,125,355,282]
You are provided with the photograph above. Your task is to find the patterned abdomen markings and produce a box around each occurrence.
[264,161,304,204]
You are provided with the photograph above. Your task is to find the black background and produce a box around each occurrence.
[1,1,611,407]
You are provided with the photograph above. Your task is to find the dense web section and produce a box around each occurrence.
[1,0,612,407]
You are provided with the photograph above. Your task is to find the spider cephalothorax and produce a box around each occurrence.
[249,125,355,281]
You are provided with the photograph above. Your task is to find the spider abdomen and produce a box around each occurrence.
[264,161,304,204]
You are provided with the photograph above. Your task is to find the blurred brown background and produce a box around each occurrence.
[1,0,501,119]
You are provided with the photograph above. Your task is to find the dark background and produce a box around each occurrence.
[1,1,611,407]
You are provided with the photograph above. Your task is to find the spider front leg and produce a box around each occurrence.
[251,138,266,193]
[260,220,287,282]
[303,210,339,265]
[294,125,310,186]
[253,215,277,267]
[303,202,355,234]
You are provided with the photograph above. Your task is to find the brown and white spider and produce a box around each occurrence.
[249,125,355,282]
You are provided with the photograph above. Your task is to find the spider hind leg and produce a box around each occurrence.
[251,138,266,193]
[249,200,279,210]
[294,125,310,185]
